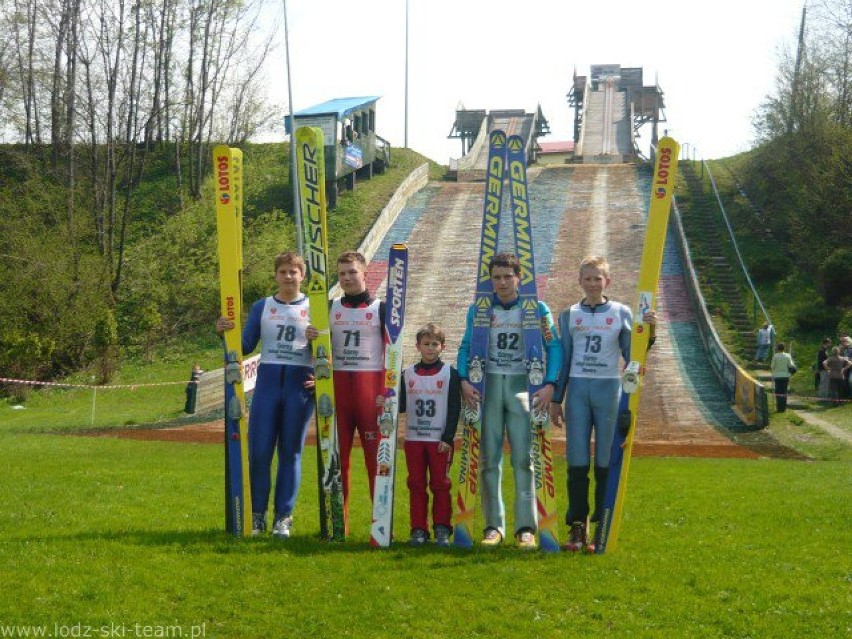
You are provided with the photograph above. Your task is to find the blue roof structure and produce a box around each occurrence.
[293,96,381,119]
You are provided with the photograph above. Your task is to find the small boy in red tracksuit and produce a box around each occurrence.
[393,323,461,546]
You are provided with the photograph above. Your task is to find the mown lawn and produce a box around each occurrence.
[0,432,849,638]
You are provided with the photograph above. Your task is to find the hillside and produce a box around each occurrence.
[673,128,852,404]
[0,143,444,388]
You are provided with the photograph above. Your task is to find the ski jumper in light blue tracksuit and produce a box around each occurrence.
[552,299,631,525]
[242,295,314,523]
[457,295,562,538]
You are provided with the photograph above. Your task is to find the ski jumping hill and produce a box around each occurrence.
[575,76,634,162]
[366,162,765,458]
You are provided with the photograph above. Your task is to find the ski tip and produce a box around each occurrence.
[453,529,474,549]
[506,135,525,154]
[538,533,560,554]
[489,130,507,147]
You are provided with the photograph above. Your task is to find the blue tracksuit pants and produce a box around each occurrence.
[248,363,314,517]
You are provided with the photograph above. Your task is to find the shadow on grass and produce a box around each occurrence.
[12,528,567,562]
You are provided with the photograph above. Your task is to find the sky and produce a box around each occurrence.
[265,0,806,163]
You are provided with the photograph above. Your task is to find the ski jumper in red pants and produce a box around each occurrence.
[330,292,385,534]
[400,359,461,534]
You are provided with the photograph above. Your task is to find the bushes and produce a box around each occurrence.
[0,330,56,380]
[837,308,852,339]
[794,302,840,333]
[819,248,852,306]
[747,245,792,284]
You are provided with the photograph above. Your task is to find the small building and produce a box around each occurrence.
[287,96,391,208]
[537,140,575,165]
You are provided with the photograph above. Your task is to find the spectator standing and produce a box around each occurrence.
[755,322,774,363]
[823,346,852,403]
[770,343,796,412]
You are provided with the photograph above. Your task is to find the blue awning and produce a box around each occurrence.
[286,96,380,134]
[293,96,380,119]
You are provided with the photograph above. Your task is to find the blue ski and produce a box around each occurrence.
[506,135,559,552]
[454,129,506,548]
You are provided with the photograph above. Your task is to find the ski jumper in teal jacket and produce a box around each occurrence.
[457,295,562,540]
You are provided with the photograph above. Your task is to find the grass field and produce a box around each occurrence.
[1,430,849,639]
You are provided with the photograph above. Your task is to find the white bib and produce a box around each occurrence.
[568,303,628,379]
[330,299,383,371]
[259,297,312,367]
[404,364,451,442]
[488,306,525,375]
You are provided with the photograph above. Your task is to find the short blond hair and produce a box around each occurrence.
[579,255,610,278]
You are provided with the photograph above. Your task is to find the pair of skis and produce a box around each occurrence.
[595,136,680,554]
[215,131,346,541]
[296,126,410,545]
[453,130,559,551]
[453,130,505,548]
[213,145,252,537]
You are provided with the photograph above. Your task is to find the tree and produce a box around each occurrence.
[757,0,852,138]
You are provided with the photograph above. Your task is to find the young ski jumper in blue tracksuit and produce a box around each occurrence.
[217,252,314,539]
[550,256,655,552]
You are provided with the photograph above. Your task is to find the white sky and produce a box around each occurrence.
[268,0,805,162]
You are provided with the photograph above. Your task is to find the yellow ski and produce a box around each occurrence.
[596,136,680,554]
[296,126,345,541]
[213,145,252,537]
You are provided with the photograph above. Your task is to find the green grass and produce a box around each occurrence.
[769,410,852,461]
[1,432,849,638]
[1,339,225,433]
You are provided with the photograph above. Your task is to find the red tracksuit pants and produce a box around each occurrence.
[404,440,453,533]
[334,369,384,534]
